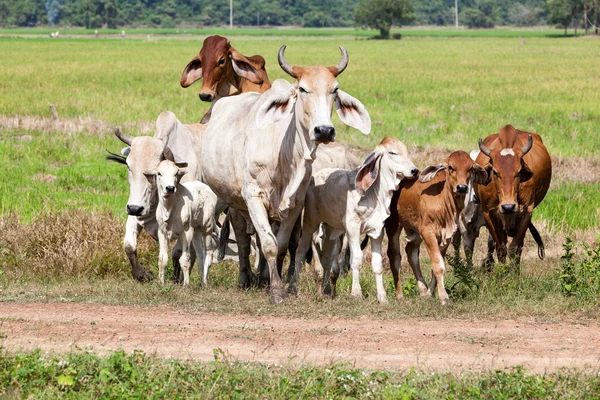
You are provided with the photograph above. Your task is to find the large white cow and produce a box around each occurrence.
[201,45,371,303]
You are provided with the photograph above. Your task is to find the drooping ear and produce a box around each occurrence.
[256,88,296,129]
[520,161,533,182]
[180,56,202,88]
[419,164,445,183]
[176,168,188,178]
[230,49,264,85]
[335,89,371,135]
[121,147,131,157]
[143,169,156,177]
[471,163,491,185]
[355,150,383,196]
[175,162,188,169]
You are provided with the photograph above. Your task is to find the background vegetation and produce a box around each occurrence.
[0,0,598,33]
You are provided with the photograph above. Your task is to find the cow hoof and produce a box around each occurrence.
[440,298,450,306]
[133,269,154,282]
[377,294,388,304]
[270,288,287,304]
[287,285,298,296]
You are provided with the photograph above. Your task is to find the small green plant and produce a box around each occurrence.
[559,237,600,301]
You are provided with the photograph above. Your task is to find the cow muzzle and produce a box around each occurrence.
[126,204,144,216]
[456,184,468,193]
[500,203,517,214]
[199,93,214,102]
[314,126,335,143]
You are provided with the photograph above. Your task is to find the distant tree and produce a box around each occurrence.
[354,0,414,39]
[547,0,583,34]
[461,0,497,27]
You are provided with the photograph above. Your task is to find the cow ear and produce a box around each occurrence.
[355,150,383,196]
[143,169,156,177]
[520,161,533,182]
[120,147,131,157]
[175,162,188,169]
[471,163,491,185]
[177,168,188,178]
[230,49,264,85]
[180,56,202,88]
[335,90,371,135]
[256,88,296,129]
[419,164,445,183]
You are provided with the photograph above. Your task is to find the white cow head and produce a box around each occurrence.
[152,160,188,199]
[256,46,371,145]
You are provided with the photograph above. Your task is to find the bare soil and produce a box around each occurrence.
[1,302,599,373]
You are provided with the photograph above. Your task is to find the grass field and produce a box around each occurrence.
[1,32,600,393]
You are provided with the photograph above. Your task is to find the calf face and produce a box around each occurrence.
[180,35,265,102]
[478,135,533,214]
[419,151,490,201]
[153,160,188,200]
[256,46,371,145]
[355,137,418,196]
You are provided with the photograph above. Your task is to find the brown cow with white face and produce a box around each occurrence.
[180,35,271,123]
[385,151,490,305]
[474,124,552,265]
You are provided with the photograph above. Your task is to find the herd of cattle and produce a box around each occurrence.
[107,35,552,305]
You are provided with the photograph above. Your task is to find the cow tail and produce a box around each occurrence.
[360,235,369,250]
[218,212,231,261]
[528,223,545,260]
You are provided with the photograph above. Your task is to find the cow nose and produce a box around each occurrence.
[410,168,419,178]
[199,93,213,102]
[126,205,144,216]
[501,204,516,213]
[314,126,335,142]
[456,184,468,193]
[166,185,175,193]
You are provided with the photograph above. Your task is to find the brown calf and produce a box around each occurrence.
[474,125,552,265]
[385,151,489,305]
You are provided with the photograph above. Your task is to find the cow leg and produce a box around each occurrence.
[157,228,169,285]
[285,216,301,284]
[191,232,208,286]
[290,218,319,295]
[451,230,462,264]
[337,234,351,277]
[125,216,154,282]
[311,228,325,280]
[405,232,428,296]
[320,227,338,297]
[422,232,449,305]
[328,234,343,298]
[508,210,532,266]
[370,232,387,304]
[463,226,479,270]
[385,221,404,299]
[347,229,364,299]
[254,235,270,289]
[245,198,285,304]
[179,231,193,287]
[229,210,255,289]
[172,240,196,284]
[483,212,505,267]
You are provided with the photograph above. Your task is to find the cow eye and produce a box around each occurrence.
[157,172,162,177]
[332,87,339,94]
[219,58,225,65]
[388,150,398,156]
[299,86,308,94]
[493,170,499,178]
[448,165,454,172]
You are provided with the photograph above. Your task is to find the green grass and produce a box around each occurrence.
[1,349,599,399]
[536,183,600,231]
[0,26,580,38]
[1,36,599,159]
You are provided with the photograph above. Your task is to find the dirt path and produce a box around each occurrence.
[1,302,599,373]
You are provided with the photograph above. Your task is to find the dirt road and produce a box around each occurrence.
[1,302,598,373]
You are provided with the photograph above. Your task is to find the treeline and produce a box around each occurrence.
[0,0,597,30]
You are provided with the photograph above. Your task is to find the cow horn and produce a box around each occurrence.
[162,145,175,161]
[227,40,230,47]
[114,127,133,145]
[478,138,492,157]
[278,45,297,78]
[330,46,348,77]
[521,134,533,155]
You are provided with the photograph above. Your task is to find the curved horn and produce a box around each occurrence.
[329,46,349,77]
[227,40,231,47]
[114,127,133,145]
[162,145,175,161]
[278,45,297,78]
[478,138,492,157]
[521,134,533,155]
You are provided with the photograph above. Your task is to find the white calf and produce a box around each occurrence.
[291,137,418,303]
[154,160,218,286]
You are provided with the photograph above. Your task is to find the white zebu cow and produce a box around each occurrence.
[201,45,371,303]
[154,160,218,286]
[292,137,418,303]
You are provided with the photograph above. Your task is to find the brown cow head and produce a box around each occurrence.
[478,125,534,214]
[255,45,370,144]
[180,35,265,102]
[420,150,490,202]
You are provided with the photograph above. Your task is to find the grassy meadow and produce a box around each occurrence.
[1,31,600,391]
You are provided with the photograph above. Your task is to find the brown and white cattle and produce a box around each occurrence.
[474,125,552,265]
[385,151,490,305]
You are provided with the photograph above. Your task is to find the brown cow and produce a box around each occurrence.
[474,125,552,265]
[385,151,489,305]
[180,35,271,123]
